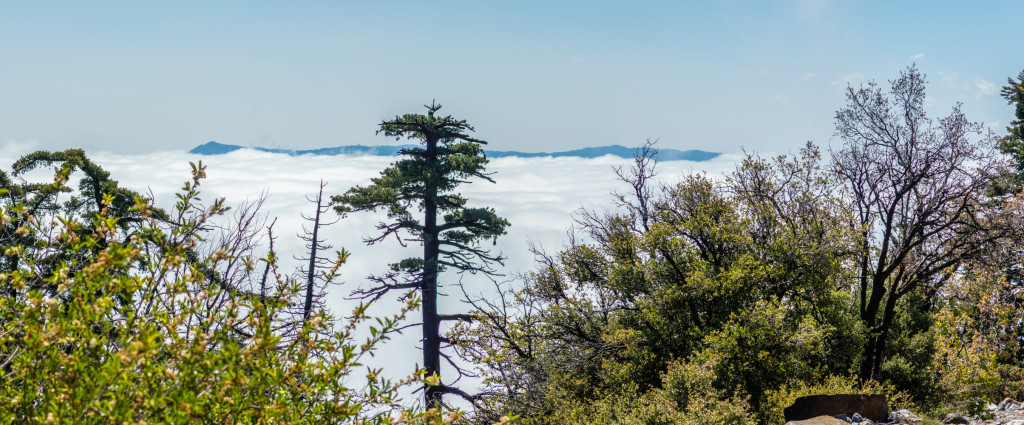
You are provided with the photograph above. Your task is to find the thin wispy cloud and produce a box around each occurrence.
[908,53,925,62]
[802,72,816,81]
[937,71,960,86]
[832,73,866,89]
[974,78,998,99]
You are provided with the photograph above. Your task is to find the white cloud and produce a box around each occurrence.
[802,72,816,81]
[937,71,960,87]
[0,144,742,399]
[974,78,998,99]
[2,145,742,292]
[924,95,936,108]
[908,53,925,62]
[0,139,38,161]
[773,95,790,106]
[832,73,866,88]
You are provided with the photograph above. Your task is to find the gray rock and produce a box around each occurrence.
[942,413,969,424]
[852,413,864,423]
[1002,398,1020,410]
[834,414,850,422]
[887,409,922,424]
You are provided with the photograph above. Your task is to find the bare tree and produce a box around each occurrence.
[831,65,1016,381]
[295,180,343,322]
[612,139,659,232]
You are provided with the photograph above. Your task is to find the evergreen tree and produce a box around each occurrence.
[333,102,509,407]
[998,69,1024,193]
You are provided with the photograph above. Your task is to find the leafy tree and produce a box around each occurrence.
[459,145,859,424]
[333,102,509,407]
[830,65,1016,382]
[0,161,455,424]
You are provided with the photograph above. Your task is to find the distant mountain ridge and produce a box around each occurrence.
[189,141,720,162]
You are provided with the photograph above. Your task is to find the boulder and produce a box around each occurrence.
[784,394,889,423]
[888,409,922,424]
[784,416,850,425]
[942,413,969,424]
[1003,398,1022,411]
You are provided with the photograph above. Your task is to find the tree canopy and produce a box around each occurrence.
[334,102,509,408]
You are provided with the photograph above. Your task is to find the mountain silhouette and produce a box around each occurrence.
[189,141,720,161]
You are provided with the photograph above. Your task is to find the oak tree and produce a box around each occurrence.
[831,65,1015,381]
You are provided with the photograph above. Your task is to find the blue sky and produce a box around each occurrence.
[1,1,1021,154]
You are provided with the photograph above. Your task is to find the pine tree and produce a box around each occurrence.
[998,69,1024,193]
[333,102,509,407]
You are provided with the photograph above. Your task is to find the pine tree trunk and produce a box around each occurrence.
[423,135,443,408]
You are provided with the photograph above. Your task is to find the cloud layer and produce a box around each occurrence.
[1,144,745,402]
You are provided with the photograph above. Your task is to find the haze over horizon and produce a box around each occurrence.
[2,1,1021,156]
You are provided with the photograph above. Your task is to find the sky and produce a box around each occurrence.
[2,1,1022,155]
[2,0,1023,404]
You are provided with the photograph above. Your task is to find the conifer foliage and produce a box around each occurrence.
[333,102,509,407]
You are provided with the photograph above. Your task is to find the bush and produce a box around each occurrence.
[0,162,453,424]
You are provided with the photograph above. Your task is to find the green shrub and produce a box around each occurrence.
[0,162,453,424]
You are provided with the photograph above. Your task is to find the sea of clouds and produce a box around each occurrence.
[0,140,746,403]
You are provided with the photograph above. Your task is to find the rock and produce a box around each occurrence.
[1005,420,1024,425]
[785,416,851,425]
[852,413,865,423]
[784,394,889,423]
[942,413,969,424]
[834,414,850,422]
[888,409,922,424]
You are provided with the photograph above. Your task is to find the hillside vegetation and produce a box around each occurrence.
[1,66,1024,424]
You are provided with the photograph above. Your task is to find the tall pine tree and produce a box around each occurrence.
[333,102,509,407]
[999,69,1024,193]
